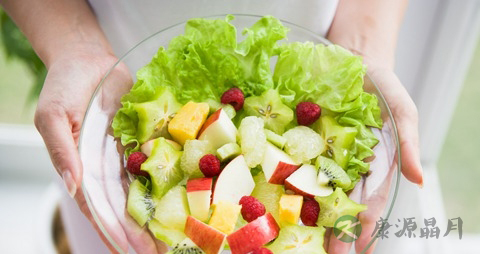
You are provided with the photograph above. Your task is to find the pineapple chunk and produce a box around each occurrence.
[208,201,241,234]
[168,101,209,145]
[279,194,303,226]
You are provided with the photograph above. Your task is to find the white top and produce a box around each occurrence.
[88,0,339,56]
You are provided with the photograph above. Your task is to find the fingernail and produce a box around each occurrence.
[62,171,77,198]
[418,168,424,189]
[418,177,424,189]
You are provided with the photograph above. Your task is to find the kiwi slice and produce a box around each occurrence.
[315,188,367,227]
[169,238,205,254]
[316,115,358,169]
[264,129,287,149]
[134,89,183,144]
[127,178,154,227]
[268,224,326,254]
[316,156,351,189]
[141,137,184,199]
[244,89,294,134]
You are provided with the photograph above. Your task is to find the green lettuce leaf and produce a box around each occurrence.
[161,14,287,103]
[274,43,366,112]
[335,99,382,188]
[112,15,288,155]
[111,101,139,156]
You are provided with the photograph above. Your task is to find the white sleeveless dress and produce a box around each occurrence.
[88,0,339,56]
[62,1,339,253]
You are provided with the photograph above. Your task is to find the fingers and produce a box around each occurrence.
[368,68,423,186]
[395,104,423,186]
[354,136,395,253]
[354,200,383,253]
[323,228,331,251]
[75,190,127,253]
[328,230,352,254]
[389,79,423,186]
[35,109,82,197]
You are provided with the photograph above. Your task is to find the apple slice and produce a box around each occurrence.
[212,155,255,205]
[261,142,300,184]
[285,164,333,198]
[141,138,181,156]
[184,216,226,254]
[198,108,237,149]
[227,213,280,254]
[186,178,213,222]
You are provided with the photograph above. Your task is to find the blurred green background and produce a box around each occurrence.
[0,9,45,124]
[0,39,36,124]
[0,7,478,234]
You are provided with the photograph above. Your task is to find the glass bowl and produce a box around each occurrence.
[79,14,401,253]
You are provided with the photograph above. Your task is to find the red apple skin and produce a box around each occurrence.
[198,109,222,137]
[187,178,213,192]
[185,216,226,254]
[268,162,300,185]
[284,180,314,199]
[227,213,280,254]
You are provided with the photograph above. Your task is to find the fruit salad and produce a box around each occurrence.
[112,15,382,254]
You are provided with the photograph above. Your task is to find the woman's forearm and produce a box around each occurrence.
[0,0,112,68]
[327,0,408,69]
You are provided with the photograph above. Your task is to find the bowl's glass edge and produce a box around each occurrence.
[78,14,402,254]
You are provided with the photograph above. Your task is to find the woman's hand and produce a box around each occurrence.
[34,45,118,198]
[324,62,423,254]
[34,45,166,253]
[365,64,423,185]
[0,1,166,251]
[34,46,119,251]
[325,0,422,252]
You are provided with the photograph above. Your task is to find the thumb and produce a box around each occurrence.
[35,111,83,197]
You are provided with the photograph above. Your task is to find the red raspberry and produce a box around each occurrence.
[250,247,273,254]
[221,87,244,111]
[199,154,221,177]
[300,199,320,226]
[126,152,149,177]
[239,196,266,222]
[296,102,321,126]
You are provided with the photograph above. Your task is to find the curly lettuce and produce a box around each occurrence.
[112,15,288,155]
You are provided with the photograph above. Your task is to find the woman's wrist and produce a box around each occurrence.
[1,0,113,69]
[328,32,395,71]
[39,16,114,69]
[45,41,114,70]
[326,0,408,70]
